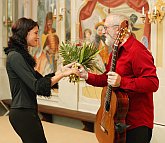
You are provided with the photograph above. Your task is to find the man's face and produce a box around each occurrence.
[104,16,119,47]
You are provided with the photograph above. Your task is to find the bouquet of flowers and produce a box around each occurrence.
[59,41,103,83]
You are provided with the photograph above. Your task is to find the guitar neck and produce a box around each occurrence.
[110,45,118,72]
[104,20,129,112]
[107,44,118,94]
[105,45,118,111]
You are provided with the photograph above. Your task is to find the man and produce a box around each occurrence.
[79,14,159,143]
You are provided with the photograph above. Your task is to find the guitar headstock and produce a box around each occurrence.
[114,20,130,46]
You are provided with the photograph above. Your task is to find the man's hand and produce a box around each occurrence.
[107,71,121,87]
[76,63,88,80]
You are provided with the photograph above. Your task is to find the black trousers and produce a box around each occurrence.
[126,126,152,143]
[9,108,47,143]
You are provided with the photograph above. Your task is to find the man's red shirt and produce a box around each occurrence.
[87,35,159,130]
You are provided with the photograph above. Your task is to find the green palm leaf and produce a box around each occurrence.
[59,41,104,83]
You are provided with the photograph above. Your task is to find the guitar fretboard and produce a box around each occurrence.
[105,45,118,111]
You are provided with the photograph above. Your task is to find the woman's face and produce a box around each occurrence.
[26,26,39,47]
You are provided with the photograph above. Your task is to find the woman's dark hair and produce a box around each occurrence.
[8,17,39,49]
[5,17,39,68]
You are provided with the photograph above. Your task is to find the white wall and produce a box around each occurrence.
[0,67,11,100]
[0,0,2,62]
[150,3,165,141]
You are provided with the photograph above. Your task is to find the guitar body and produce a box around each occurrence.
[95,86,117,143]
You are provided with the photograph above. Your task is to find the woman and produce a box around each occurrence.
[4,17,80,143]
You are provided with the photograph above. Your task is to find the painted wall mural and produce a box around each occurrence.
[79,2,146,106]
[30,0,59,96]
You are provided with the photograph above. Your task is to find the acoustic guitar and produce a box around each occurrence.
[95,20,130,143]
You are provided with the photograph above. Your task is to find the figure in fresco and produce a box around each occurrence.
[94,22,106,48]
[41,12,56,51]
[83,28,105,74]
[35,34,59,76]
[35,12,59,76]
[130,14,140,31]
[83,28,92,44]
[35,12,60,93]
[94,21,109,66]
[130,14,149,49]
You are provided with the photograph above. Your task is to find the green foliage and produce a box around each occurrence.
[59,42,103,72]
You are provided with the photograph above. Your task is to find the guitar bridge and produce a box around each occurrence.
[100,124,108,134]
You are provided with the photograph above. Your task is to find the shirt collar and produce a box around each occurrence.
[122,35,135,51]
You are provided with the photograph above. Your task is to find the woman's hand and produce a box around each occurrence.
[56,62,77,76]
[63,62,77,69]
[107,71,121,87]
[62,67,80,77]
[51,62,80,86]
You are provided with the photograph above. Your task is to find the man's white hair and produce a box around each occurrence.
[105,13,132,32]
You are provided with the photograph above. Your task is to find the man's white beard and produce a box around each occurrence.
[105,34,114,48]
